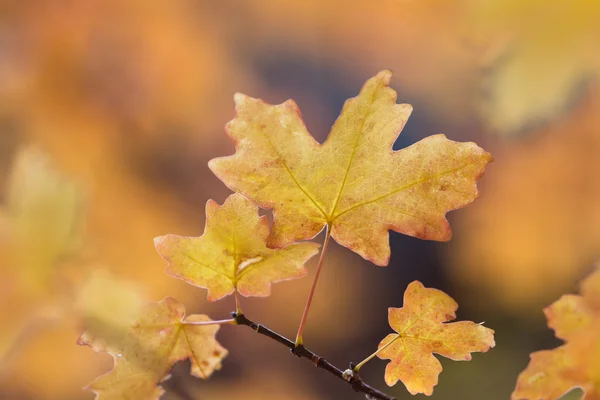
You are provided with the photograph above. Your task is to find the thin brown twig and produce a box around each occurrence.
[233,312,397,400]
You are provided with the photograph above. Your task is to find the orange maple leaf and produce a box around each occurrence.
[375,281,495,395]
[154,193,320,301]
[78,297,228,400]
[209,70,492,266]
[513,267,600,400]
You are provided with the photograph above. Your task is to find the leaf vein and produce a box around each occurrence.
[263,135,327,218]
[332,162,478,222]
[181,252,234,282]
[329,91,378,219]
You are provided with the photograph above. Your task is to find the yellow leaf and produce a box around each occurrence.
[209,71,492,265]
[75,269,146,342]
[511,346,582,400]
[154,193,320,301]
[544,295,593,341]
[0,147,81,363]
[513,267,600,399]
[3,147,81,289]
[582,264,600,309]
[78,297,228,400]
[376,281,495,395]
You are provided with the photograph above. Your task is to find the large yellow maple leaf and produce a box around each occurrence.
[78,297,228,400]
[375,281,495,395]
[513,267,600,399]
[209,71,492,266]
[154,193,320,301]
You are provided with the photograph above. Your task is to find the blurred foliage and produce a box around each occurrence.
[0,148,79,364]
[0,0,598,399]
[513,267,600,399]
[469,0,600,134]
[451,94,600,312]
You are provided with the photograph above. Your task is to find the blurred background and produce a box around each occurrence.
[0,0,599,399]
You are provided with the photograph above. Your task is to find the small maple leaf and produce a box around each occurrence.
[376,281,495,395]
[512,266,600,400]
[154,193,320,301]
[209,70,492,266]
[78,297,228,400]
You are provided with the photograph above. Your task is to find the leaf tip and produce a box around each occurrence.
[205,198,221,216]
[206,288,235,302]
[153,235,166,250]
[76,333,89,347]
[375,69,393,85]
[372,251,391,267]
[233,92,248,106]
[207,156,219,172]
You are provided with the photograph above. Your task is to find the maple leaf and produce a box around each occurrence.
[513,267,600,400]
[209,70,492,265]
[375,281,495,395]
[78,297,228,400]
[154,193,320,301]
[2,147,81,289]
[75,269,146,345]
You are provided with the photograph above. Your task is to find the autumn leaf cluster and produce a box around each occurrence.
[74,71,495,399]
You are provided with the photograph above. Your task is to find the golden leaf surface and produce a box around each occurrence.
[513,267,600,400]
[376,281,495,395]
[209,71,492,265]
[78,297,228,400]
[154,193,320,301]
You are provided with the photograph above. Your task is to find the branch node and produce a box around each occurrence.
[230,311,241,325]
[290,344,305,358]
[234,313,396,400]
[311,355,321,367]
[342,369,355,382]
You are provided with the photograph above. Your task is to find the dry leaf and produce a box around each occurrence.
[154,193,320,301]
[513,267,600,400]
[377,281,495,395]
[78,297,228,400]
[210,71,491,265]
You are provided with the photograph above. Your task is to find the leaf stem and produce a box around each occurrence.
[183,318,235,326]
[295,226,332,346]
[233,312,396,400]
[353,335,400,372]
[234,290,243,315]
